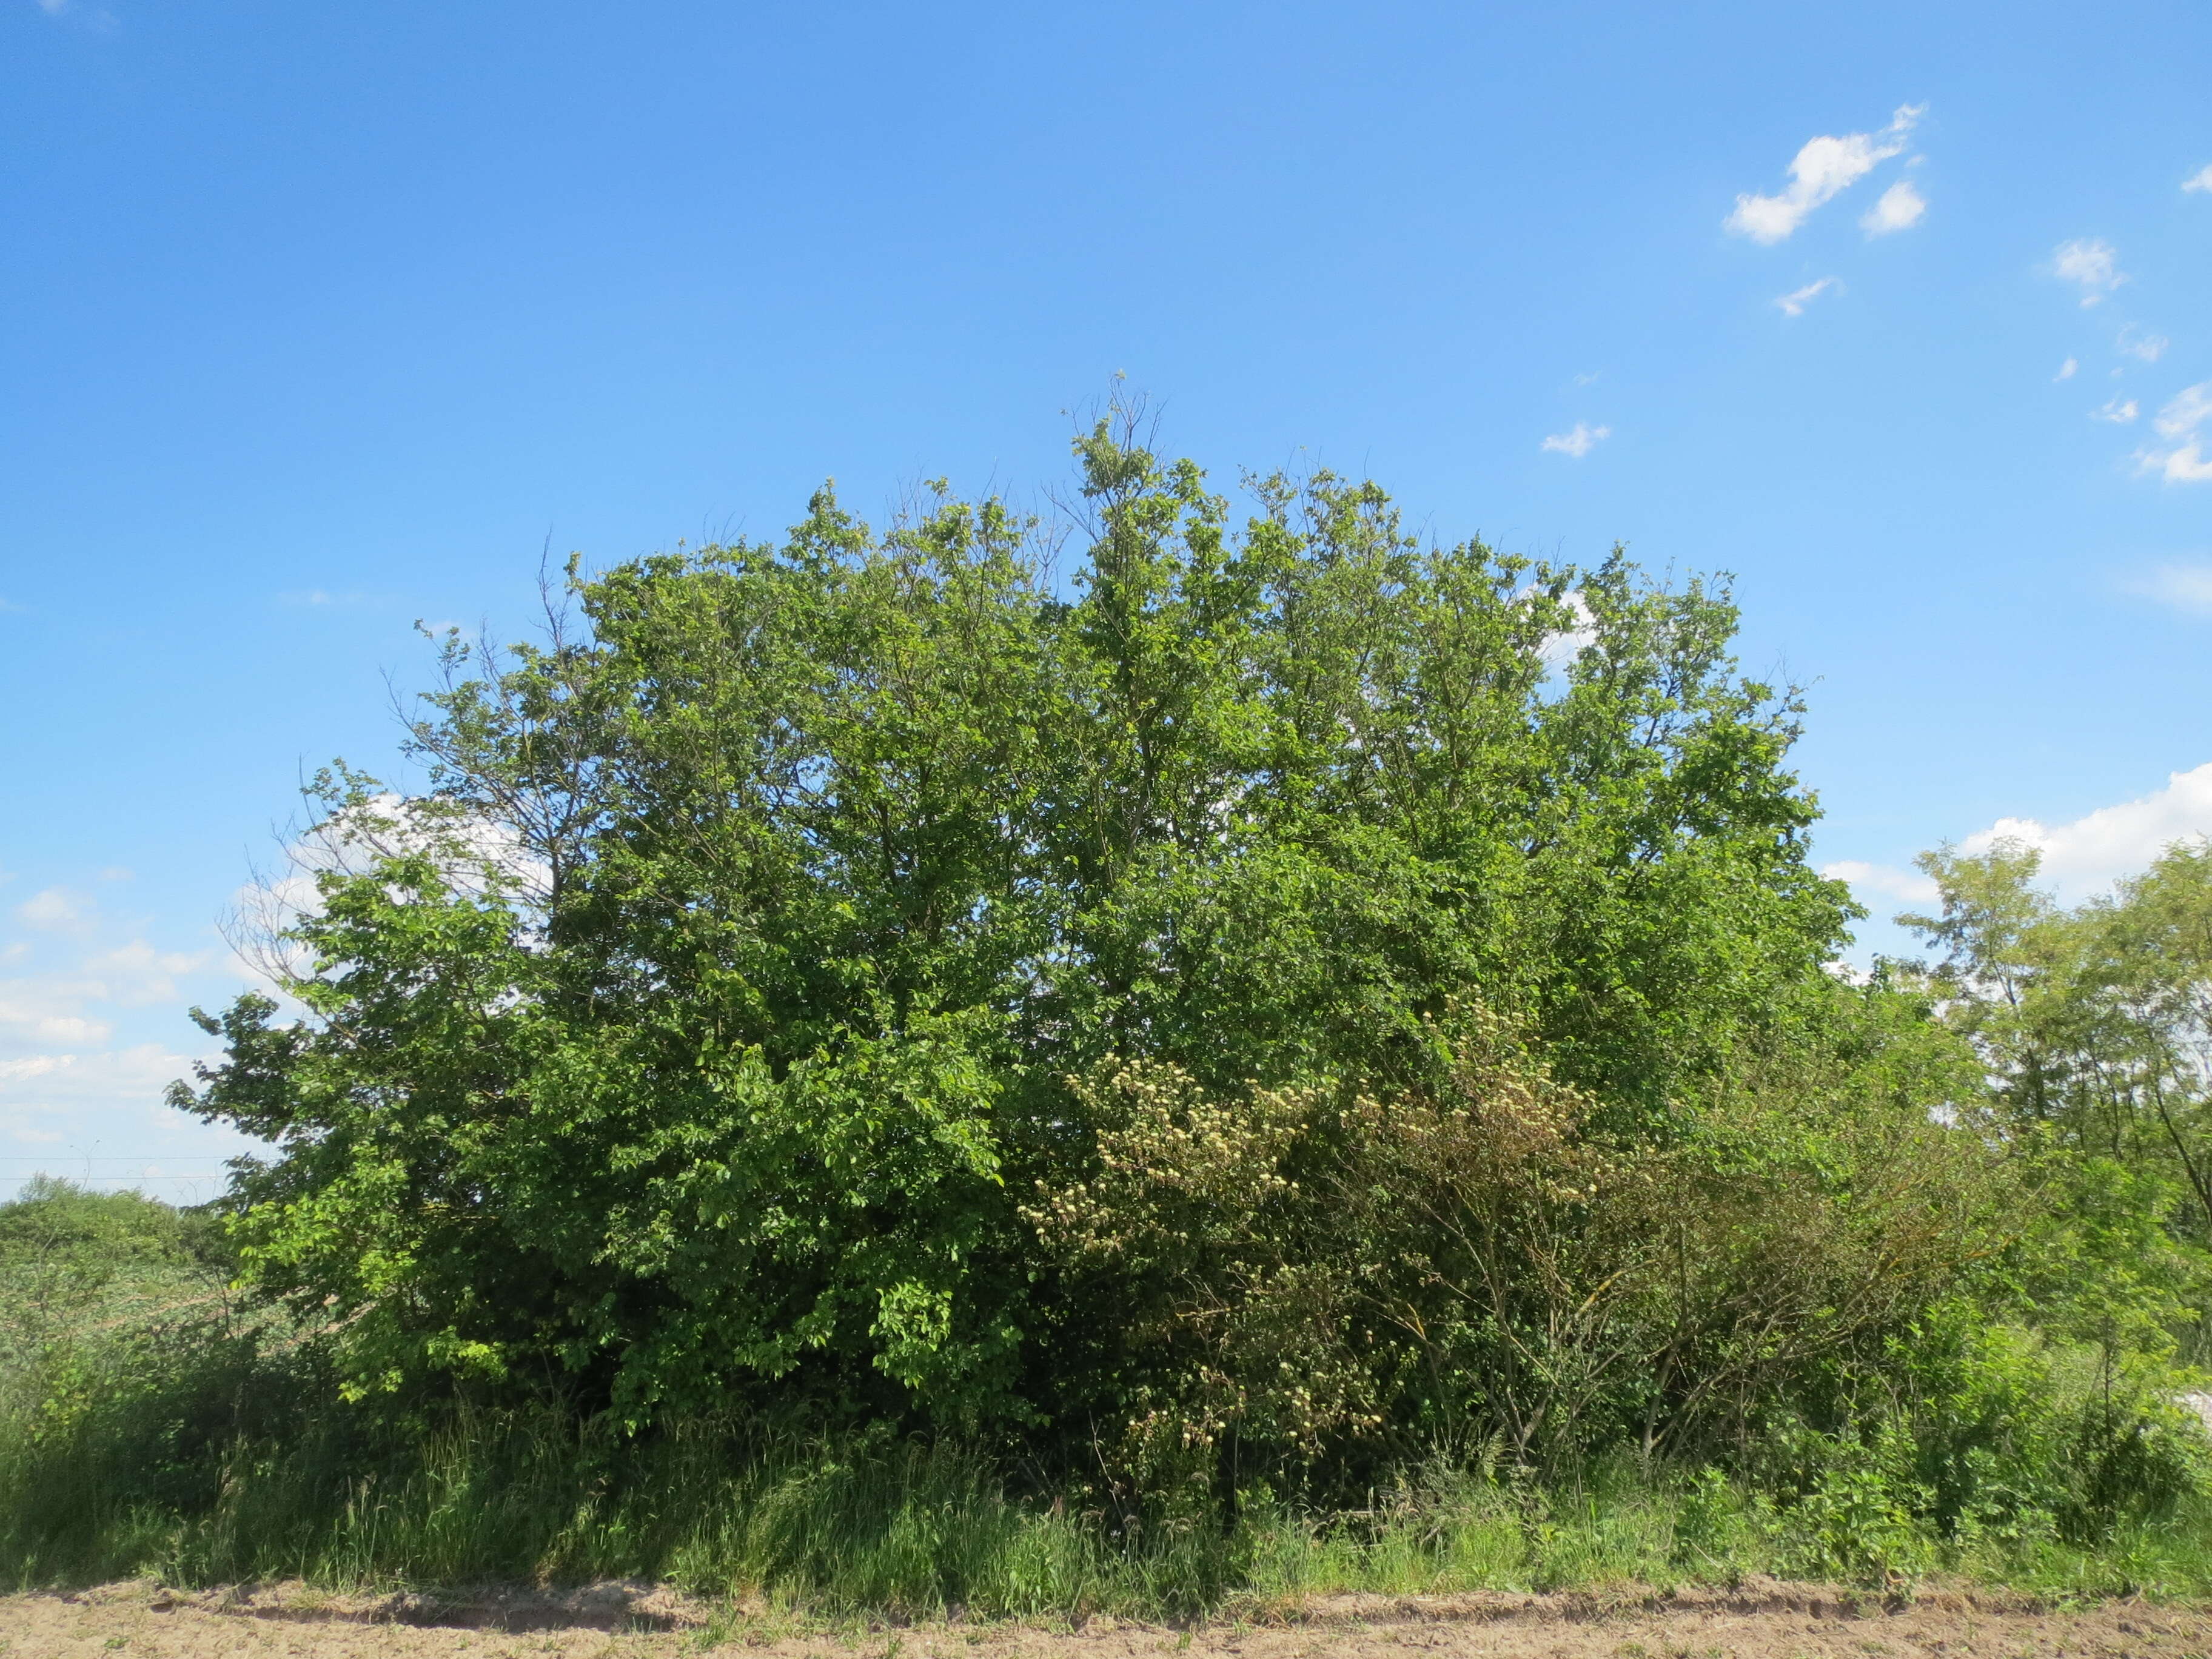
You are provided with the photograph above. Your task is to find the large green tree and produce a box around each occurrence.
[179,417,1885,1452]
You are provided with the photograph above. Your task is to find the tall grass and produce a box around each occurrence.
[0,1396,1209,1614]
[175,1416,1121,1615]
[12,1388,2212,1614]
[8,1180,2212,1616]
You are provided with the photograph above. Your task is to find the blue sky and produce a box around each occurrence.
[4,0,2209,1198]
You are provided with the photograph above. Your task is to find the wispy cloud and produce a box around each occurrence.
[1774,276,1840,317]
[81,942,210,1007]
[1540,423,1610,458]
[2159,384,2212,437]
[0,892,209,1045]
[1726,104,1924,244]
[0,886,260,1198]
[2184,164,2212,194]
[1859,179,1926,236]
[2137,383,2212,483]
[2092,398,2139,424]
[0,1041,210,1108]
[27,0,120,32]
[0,1056,73,1082]
[0,990,110,1047]
[2055,357,2079,381]
[2052,238,2126,306]
[2118,326,2169,364]
[2130,561,2212,615]
[15,890,89,934]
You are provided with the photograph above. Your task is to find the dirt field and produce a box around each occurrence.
[4,1580,2207,1659]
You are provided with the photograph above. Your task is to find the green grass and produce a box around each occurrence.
[7,1178,2212,1618]
[12,1395,2212,1617]
[2,1406,1162,1615]
[1238,1462,2212,1606]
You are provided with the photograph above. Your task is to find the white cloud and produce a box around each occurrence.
[0,1043,190,1104]
[2155,383,2212,440]
[1860,179,1926,236]
[2184,164,2212,194]
[1540,422,1610,458]
[16,888,88,933]
[0,871,264,1199]
[0,895,210,1081]
[1538,591,1597,672]
[2137,382,2212,484]
[2132,561,2212,614]
[1774,276,1840,317]
[1726,104,1925,244]
[224,791,554,997]
[0,1055,74,1082]
[1821,859,1941,905]
[1960,762,2212,900]
[0,994,111,1045]
[82,941,210,1007]
[33,0,68,13]
[2147,447,2212,485]
[2055,357,2078,381]
[2052,238,2126,306]
[0,1041,255,1201]
[2118,326,2169,364]
[2093,398,2139,424]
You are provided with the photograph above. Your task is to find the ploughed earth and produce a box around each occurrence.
[4,1581,2207,1659]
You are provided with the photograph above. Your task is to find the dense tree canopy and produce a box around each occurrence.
[177,418,2009,1484]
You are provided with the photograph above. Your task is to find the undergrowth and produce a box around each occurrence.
[8,1181,2212,1617]
[10,1392,2212,1615]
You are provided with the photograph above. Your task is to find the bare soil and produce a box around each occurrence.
[3,1579,2206,1659]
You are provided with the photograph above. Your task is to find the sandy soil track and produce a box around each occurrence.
[4,1580,2207,1659]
